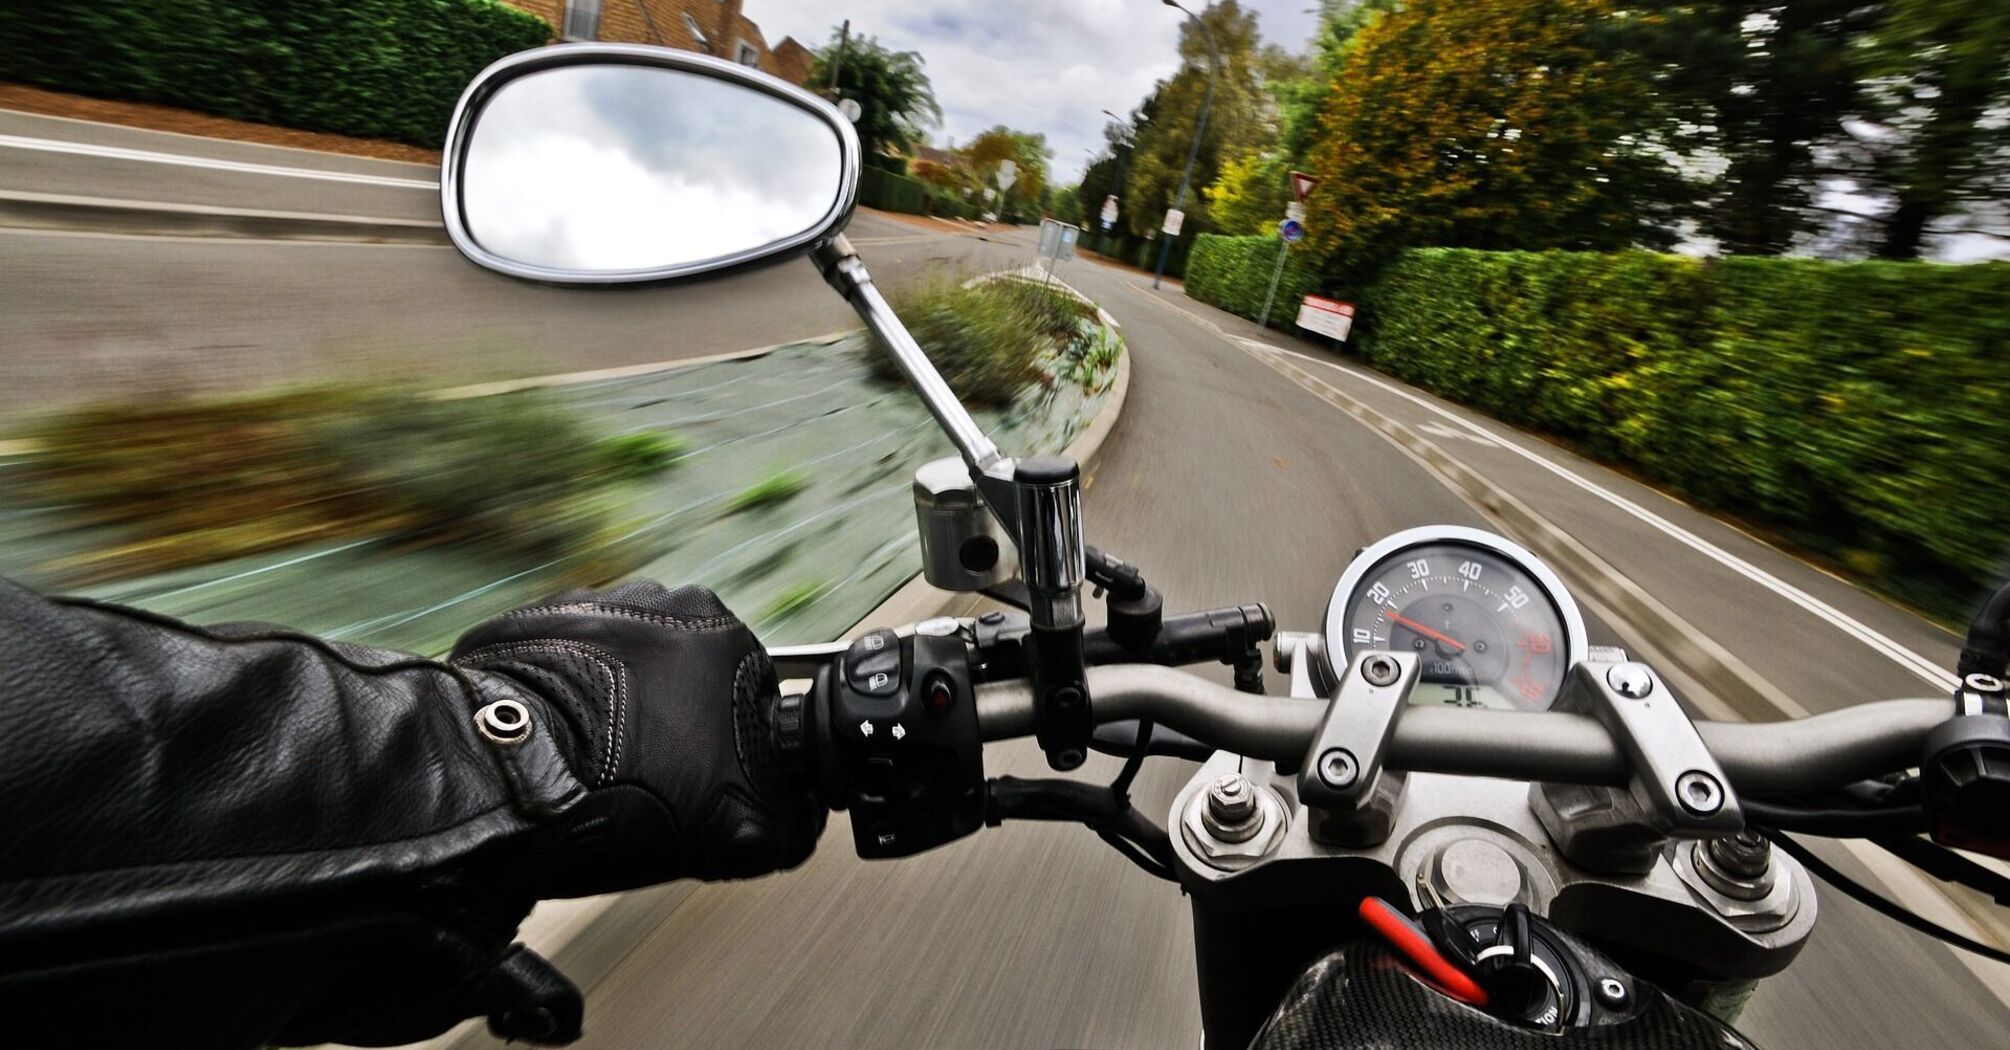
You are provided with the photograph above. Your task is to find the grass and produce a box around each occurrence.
[727,468,809,513]
[760,577,832,624]
[11,386,683,584]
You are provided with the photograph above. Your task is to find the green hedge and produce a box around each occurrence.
[860,166,928,214]
[1360,249,2010,619]
[1187,234,1321,328]
[0,0,551,148]
[1083,233,1190,279]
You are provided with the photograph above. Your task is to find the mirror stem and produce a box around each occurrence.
[812,236,1006,476]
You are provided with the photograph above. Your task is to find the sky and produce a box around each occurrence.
[747,0,1323,184]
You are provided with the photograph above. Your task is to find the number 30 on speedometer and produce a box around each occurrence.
[1324,527,1587,710]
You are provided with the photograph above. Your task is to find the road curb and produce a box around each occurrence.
[428,296,1134,1050]
[0,189,446,244]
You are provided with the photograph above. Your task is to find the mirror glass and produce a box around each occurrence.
[458,64,847,275]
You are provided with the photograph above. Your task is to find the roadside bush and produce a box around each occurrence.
[1360,249,2010,619]
[0,0,551,148]
[873,280,1093,405]
[1186,234,1322,328]
[17,387,678,583]
[860,167,929,214]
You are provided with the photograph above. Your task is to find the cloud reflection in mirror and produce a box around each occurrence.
[461,64,845,274]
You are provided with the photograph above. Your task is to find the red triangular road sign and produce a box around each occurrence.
[1290,170,1319,203]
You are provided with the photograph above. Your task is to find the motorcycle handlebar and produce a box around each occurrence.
[973,664,1949,795]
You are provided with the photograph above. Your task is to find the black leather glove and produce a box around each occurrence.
[0,577,821,1050]
[450,580,825,896]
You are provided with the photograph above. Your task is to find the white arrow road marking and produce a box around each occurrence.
[858,720,874,737]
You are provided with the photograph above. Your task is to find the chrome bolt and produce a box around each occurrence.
[1361,654,1400,687]
[1606,663,1655,699]
[1675,770,1725,816]
[1317,748,1359,789]
[1203,773,1263,842]
[1596,977,1629,1008]
[1964,673,2005,694]
[475,697,532,746]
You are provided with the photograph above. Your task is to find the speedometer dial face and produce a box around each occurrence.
[1324,527,1586,710]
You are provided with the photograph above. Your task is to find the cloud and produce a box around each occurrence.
[747,1,1318,184]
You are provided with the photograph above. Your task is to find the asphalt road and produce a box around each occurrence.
[0,110,1014,419]
[6,112,2006,1048]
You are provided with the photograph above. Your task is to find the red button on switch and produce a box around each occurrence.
[925,676,955,714]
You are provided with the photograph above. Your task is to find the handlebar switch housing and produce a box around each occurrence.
[1923,707,2010,860]
[812,630,986,858]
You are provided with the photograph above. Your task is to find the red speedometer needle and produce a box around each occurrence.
[1388,612,1466,652]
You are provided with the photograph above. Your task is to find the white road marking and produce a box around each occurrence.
[0,133,438,189]
[1263,344,1959,693]
[0,225,453,248]
[1417,420,1496,446]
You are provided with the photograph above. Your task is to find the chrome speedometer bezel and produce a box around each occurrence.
[1319,525,1588,705]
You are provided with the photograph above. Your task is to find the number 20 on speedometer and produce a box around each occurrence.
[1324,527,1587,710]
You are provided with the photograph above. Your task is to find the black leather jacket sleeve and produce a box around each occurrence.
[0,577,588,1048]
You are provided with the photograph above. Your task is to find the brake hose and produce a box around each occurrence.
[1741,799,1930,836]
[1764,831,2010,965]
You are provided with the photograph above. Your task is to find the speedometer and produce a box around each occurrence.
[1323,526,1586,710]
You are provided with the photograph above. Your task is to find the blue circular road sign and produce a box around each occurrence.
[1279,218,1306,243]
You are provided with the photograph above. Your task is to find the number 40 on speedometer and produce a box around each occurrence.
[1324,526,1588,710]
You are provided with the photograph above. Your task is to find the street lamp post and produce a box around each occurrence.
[1098,108,1133,256]
[1153,0,1219,290]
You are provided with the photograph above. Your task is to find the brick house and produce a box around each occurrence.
[504,1,816,85]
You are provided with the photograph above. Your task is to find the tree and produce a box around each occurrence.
[1298,0,1687,282]
[1202,148,1284,235]
[1120,0,1270,240]
[959,126,1052,221]
[809,27,941,161]
[1850,0,2010,258]
[1078,115,1140,237]
[1624,1,1873,255]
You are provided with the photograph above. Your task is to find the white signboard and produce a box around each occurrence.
[1296,295,1354,342]
[1162,208,1185,236]
[1100,194,1119,227]
[1285,201,1306,222]
[997,159,1018,191]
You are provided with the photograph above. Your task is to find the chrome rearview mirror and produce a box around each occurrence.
[441,44,859,283]
[442,46,1095,772]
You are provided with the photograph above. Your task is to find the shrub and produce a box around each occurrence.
[17,386,677,583]
[872,279,1092,405]
[728,468,808,513]
[1359,250,2010,619]
[0,0,551,148]
[860,166,929,214]
[1186,234,1323,328]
